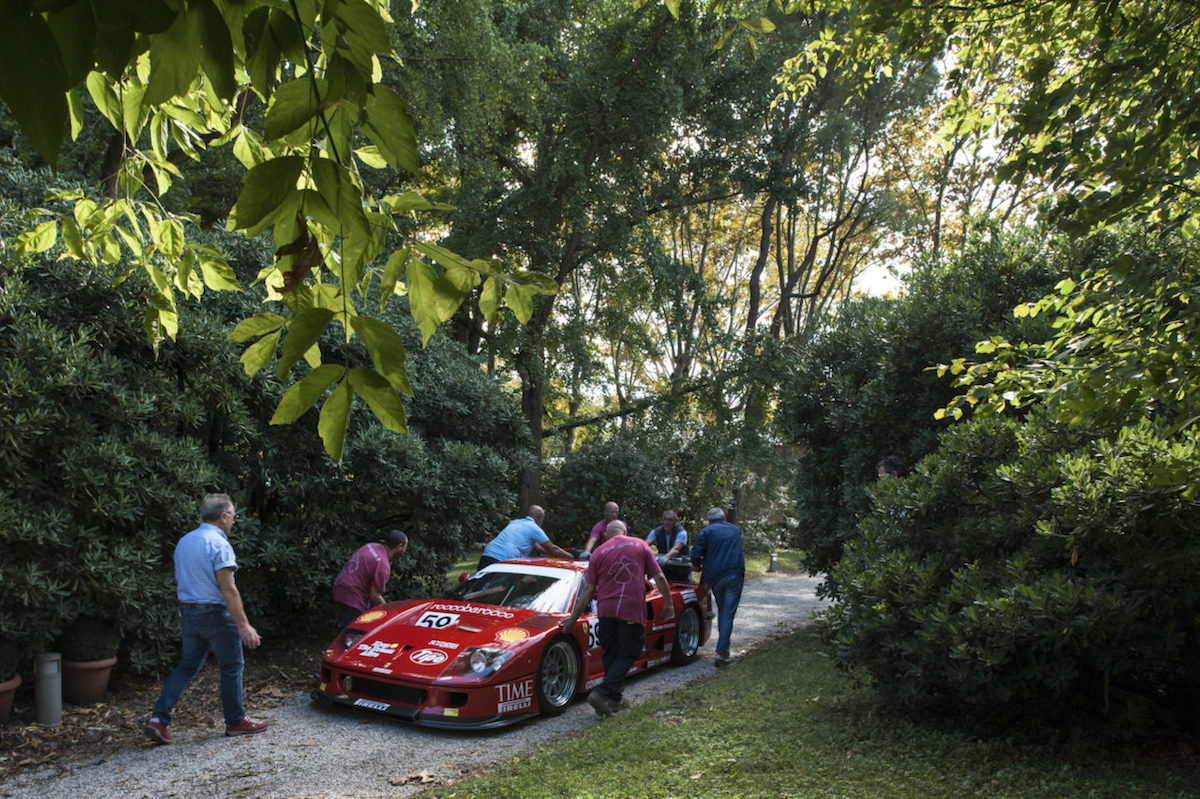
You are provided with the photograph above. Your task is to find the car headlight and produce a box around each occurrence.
[333,628,365,656]
[446,643,511,676]
[468,650,491,673]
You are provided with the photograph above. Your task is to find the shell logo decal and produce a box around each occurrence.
[495,627,529,643]
[356,610,386,624]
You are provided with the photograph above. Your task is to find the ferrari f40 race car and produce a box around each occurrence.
[312,557,710,729]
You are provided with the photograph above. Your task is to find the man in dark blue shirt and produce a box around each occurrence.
[690,507,745,666]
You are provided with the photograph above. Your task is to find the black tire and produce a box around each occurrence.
[671,605,701,665]
[536,637,580,716]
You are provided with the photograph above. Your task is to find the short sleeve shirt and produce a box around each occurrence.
[482,516,549,561]
[586,536,663,625]
[174,522,237,605]
[646,526,688,555]
[332,542,392,612]
[587,519,609,546]
[588,518,630,547]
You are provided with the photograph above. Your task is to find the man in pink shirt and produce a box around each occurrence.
[559,521,674,715]
[332,530,408,627]
[582,500,623,555]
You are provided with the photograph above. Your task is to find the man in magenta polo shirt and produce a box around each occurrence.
[559,520,674,715]
[582,500,623,555]
[332,529,408,627]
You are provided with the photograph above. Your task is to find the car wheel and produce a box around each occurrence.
[536,637,579,716]
[671,605,701,665]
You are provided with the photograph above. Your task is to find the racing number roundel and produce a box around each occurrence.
[409,648,449,665]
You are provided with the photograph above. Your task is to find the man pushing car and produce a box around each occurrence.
[558,520,674,716]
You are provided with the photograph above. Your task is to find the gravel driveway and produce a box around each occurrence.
[1,572,827,799]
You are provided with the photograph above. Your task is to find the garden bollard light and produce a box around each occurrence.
[35,652,62,726]
[768,553,778,573]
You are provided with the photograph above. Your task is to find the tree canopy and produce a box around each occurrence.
[1,0,553,461]
[782,0,1200,235]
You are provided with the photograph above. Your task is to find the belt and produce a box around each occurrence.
[179,602,222,608]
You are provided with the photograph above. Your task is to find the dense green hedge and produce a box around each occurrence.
[819,230,1200,730]
[776,226,1064,594]
[544,437,673,546]
[0,214,528,675]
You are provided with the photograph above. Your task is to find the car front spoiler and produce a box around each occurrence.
[311,689,538,730]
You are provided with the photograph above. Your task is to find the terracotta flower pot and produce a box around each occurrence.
[61,657,117,705]
[0,672,20,722]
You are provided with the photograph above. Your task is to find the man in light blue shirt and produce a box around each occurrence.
[477,505,572,571]
[145,494,268,745]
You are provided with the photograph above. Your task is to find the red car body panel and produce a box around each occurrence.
[312,557,710,729]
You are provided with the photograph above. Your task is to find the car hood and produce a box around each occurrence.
[329,599,560,681]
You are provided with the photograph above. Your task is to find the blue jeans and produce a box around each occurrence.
[709,571,744,657]
[152,605,245,726]
[595,617,645,704]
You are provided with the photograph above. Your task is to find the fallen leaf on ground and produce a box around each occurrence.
[389,771,437,785]
[690,771,705,780]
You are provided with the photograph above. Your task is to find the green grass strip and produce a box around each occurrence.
[424,627,1198,799]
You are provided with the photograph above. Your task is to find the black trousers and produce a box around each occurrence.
[595,617,645,703]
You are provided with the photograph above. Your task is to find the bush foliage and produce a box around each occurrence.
[0,200,528,673]
[819,230,1200,729]
[776,226,1064,593]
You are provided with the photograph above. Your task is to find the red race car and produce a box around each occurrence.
[312,557,710,729]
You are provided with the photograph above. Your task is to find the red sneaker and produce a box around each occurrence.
[144,719,172,745]
[225,716,269,736]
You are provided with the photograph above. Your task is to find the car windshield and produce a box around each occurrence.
[445,566,578,614]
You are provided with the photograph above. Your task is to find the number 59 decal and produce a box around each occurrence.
[416,611,459,629]
[586,620,600,650]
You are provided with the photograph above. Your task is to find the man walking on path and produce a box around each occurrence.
[477,505,573,571]
[559,521,674,716]
[332,530,408,627]
[691,507,745,667]
[144,493,268,745]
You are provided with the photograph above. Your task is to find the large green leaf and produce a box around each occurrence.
[16,220,59,254]
[362,86,418,174]
[503,282,535,324]
[264,77,326,140]
[46,0,98,87]
[0,9,69,167]
[242,7,280,97]
[276,308,335,379]
[479,275,501,324]
[197,249,242,290]
[228,156,304,235]
[145,4,201,106]
[86,73,122,131]
[349,368,407,433]
[229,313,286,343]
[121,73,148,139]
[271,364,346,424]
[379,247,410,311]
[239,329,280,377]
[382,191,455,213]
[328,0,390,55]
[310,157,369,242]
[349,316,412,394]
[318,379,353,461]
[406,258,471,344]
[195,0,236,101]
